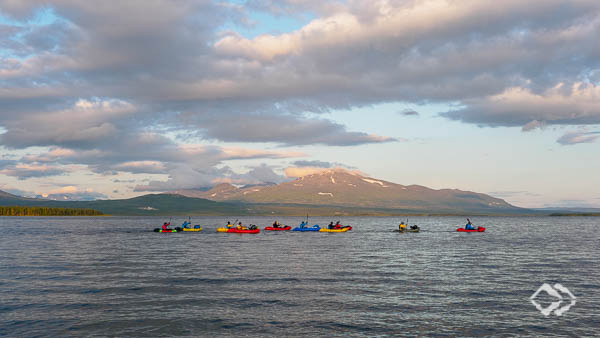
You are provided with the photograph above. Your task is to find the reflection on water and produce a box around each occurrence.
[1,216,598,336]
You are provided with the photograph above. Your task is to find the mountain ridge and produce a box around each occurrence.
[1,170,537,215]
[169,169,521,213]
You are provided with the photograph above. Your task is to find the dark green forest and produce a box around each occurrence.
[0,206,104,216]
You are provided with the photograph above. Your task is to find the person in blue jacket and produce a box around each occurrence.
[181,220,191,229]
[299,221,307,229]
[465,218,475,230]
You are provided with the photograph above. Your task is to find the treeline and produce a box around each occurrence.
[0,206,104,216]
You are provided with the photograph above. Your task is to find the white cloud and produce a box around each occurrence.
[556,130,600,145]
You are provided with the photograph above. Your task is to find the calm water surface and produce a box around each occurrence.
[1,216,599,336]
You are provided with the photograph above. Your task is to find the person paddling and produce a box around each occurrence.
[272,221,280,228]
[399,221,407,231]
[465,218,475,230]
[328,221,335,229]
[299,221,307,229]
[162,222,171,231]
[237,222,246,230]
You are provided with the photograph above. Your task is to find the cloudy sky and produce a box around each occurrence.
[1,0,599,207]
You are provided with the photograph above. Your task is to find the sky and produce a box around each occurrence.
[0,0,599,208]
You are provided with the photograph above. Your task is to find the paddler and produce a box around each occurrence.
[465,218,475,230]
[328,221,335,229]
[162,222,171,231]
[399,221,407,232]
[237,222,246,230]
[272,221,280,228]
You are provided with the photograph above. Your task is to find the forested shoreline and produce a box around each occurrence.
[0,206,104,216]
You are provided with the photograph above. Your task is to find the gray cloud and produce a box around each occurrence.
[292,160,332,168]
[192,113,396,146]
[239,163,287,184]
[399,109,419,117]
[0,163,69,180]
[556,130,600,145]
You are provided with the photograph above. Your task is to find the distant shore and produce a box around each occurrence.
[0,206,104,216]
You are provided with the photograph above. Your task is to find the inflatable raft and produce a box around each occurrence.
[319,227,351,232]
[457,227,486,232]
[292,225,320,232]
[395,228,420,233]
[154,227,182,233]
[264,226,292,231]
[182,226,203,232]
[217,227,260,234]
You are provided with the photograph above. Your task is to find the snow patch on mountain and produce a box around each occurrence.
[362,178,389,187]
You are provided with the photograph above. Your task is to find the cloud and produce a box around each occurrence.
[284,166,363,178]
[38,185,107,201]
[133,162,289,192]
[521,120,546,132]
[556,130,600,145]
[4,1,598,135]
[291,160,356,169]
[0,163,69,179]
[292,160,333,168]
[112,161,167,174]
[0,98,137,149]
[240,163,287,184]
[443,83,600,128]
[399,109,419,117]
[192,113,396,146]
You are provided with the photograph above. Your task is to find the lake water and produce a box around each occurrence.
[1,216,598,336]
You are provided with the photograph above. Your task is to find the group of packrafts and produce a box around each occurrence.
[393,217,486,233]
[154,219,353,233]
[154,217,485,234]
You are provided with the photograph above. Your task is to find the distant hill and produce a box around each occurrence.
[171,169,525,214]
[0,191,248,216]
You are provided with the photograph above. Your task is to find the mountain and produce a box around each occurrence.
[172,169,524,214]
[1,170,530,215]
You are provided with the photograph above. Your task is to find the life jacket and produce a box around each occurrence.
[162,223,169,230]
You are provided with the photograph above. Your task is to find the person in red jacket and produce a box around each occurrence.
[162,222,171,231]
